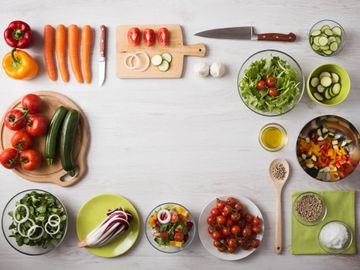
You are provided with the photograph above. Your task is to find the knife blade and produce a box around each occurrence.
[98,25,106,86]
[195,27,296,42]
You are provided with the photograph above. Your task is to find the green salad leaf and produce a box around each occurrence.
[239,54,301,114]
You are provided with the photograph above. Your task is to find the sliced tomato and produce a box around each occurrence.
[127,27,141,46]
[143,28,155,47]
[157,27,169,47]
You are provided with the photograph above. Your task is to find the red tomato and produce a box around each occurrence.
[227,246,237,253]
[0,148,18,169]
[211,231,222,241]
[216,215,227,226]
[234,203,243,211]
[230,212,240,222]
[174,232,184,242]
[127,27,141,46]
[143,28,155,47]
[231,225,241,235]
[226,197,238,207]
[227,238,238,248]
[238,238,247,247]
[211,207,220,216]
[21,94,42,114]
[222,227,231,237]
[217,245,226,252]
[268,87,278,97]
[252,225,262,234]
[251,239,260,248]
[216,200,226,210]
[26,115,48,137]
[4,109,26,130]
[208,226,215,234]
[242,227,253,237]
[226,218,234,227]
[207,216,215,225]
[266,76,277,87]
[245,214,254,223]
[252,217,261,226]
[153,232,169,237]
[19,149,41,171]
[222,205,233,216]
[11,130,32,150]
[157,27,169,47]
[213,240,222,248]
[170,211,179,223]
[257,80,266,90]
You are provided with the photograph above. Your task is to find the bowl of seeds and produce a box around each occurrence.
[293,192,327,226]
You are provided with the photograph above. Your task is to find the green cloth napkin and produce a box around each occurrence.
[291,190,356,254]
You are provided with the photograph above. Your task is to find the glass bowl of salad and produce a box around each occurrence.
[145,202,196,253]
[1,189,68,256]
[237,49,304,116]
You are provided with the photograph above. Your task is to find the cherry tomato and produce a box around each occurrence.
[226,218,234,227]
[174,232,184,242]
[157,27,169,47]
[237,238,247,247]
[211,207,220,216]
[222,227,231,237]
[245,214,254,223]
[217,245,226,252]
[230,212,240,222]
[19,149,41,171]
[227,238,238,248]
[251,239,260,248]
[21,94,42,114]
[242,227,253,237]
[4,109,26,130]
[234,203,243,211]
[216,215,227,226]
[26,115,48,137]
[170,211,179,223]
[207,216,215,225]
[222,205,233,216]
[216,200,226,210]
[257,80,266,90]
[252,225,262,234]
[11,130,32,150]
[231,225,241,235]
[127,27,141,46]
[252,217,261,226]
[226,197,238,207]
[213,240,222,248]
[238,219,246,229]
[242,241,252,250]
[268,87,278,97]
[211,231,222,241]
[208,226,215,234]
[143,28,155,47]
[0,148,18,169]
[266,76,277,87]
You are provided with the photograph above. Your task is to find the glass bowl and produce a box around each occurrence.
[258,123,288,151]
[318,221,353,253]
[293,192,327,226]
[1,189,68,256]
[237,49,304,116]
[145,202,196,253]
[309,19,345,57]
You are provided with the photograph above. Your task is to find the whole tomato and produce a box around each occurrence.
[227,238,238,248]
[217,245,226,252]
[238,238,247,247]
[222,227,231,237]
[245,213,254,223]
[234,202,243,212]
[257,80,266,90]
[227,246,237,253]
[26,115,48,136]
[211,207,220,216]
[21,94,42,113]
[251,239,260,248]
[207,216,215,225]
[208,226,215,234]
[4,109,26,130]
[213,240,222,248]
[242,227,253,237]
[0,148,18,169]
[216,199,226,210]
[230,212,240,222]
[226,218,234,227]
[268,87,278,97]
[252,217,261,226]
[266,76,277,87]
[211,231,222,241]
[226,197,238,207]
[216,215,227,226]
[19,149,41,170]
[222,205,233,216]
[252,225,262,234]
[11,130,32,150]
[231,225,241,235]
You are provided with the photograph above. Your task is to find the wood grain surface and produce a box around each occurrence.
[0,0,359,269]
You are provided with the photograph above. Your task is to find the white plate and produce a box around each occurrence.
[198,195,264,260]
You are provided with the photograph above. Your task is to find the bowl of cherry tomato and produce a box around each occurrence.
[198,196,264,260]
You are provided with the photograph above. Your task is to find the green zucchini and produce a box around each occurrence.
[60,109,80,177]
[45,106,68,165]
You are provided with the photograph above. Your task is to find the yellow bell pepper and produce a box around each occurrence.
[2,49,38,80]
[169,241,183,247]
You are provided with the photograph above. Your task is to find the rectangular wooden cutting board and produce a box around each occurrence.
[116,24,206,79]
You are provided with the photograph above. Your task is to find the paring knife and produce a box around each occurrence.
[98,25,106,86]
[195,26,296,42]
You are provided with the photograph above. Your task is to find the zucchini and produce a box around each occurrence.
[158,60,170,72]
[161,53,172,63]
[45,106,68,165]
[151,55,162,66]
[60,109,80,177]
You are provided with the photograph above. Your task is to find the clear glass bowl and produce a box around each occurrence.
[309,19,345,57]
[145,202,196,253]
[318,221,353,253]
[237,49,304,116]
[293,192,327,226]
[1,189,68,256]
[258,123,288,152]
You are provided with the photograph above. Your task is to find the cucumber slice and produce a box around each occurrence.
[151,55,163,66]
[329,87,336,97]
[161,53,172,63]
[313,36,320,46]
[321,25,330,31]
[332,26,342,36]
[324,29,333,36]
[318,36,328,46]
[330,42,338,51]
[158,60,170,72]
[332,83,341,95]
[319,71,331,78]
[313,92,324,101]
[323,50,333,55]
[310,77,320,87]
[311,44,320,51]
[335,36,342,44]
[331,72,340,83]
[324,89,332,100]
[311,30,321,36]
[320,76,332,87]
[328,36,337,43]
[317,85,325,93]
[320,45,329,50]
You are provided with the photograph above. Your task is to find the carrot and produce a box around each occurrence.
[68,24,83,83]
[55,25,69,82]
[81,25,92,84]
[43,25,57,81]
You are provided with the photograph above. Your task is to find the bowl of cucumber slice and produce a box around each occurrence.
[309,19,345,57]
[307,63,350,106]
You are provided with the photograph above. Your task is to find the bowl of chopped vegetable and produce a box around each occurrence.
[238,50,304,116]
[296,115,360,182]
[1,189,68,256]
[145,202,196,253]
[307,63,350,106]
[309,19,345,57]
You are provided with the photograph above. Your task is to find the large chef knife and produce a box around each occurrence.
[195,26,296,42]
[98,25,106,86]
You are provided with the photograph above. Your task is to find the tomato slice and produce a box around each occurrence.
[157,27,169,47]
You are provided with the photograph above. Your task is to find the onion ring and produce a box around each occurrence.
[133,51,150,72]
[13,204,29,224]
[124,53,140,70]
[44,222,60,235]
[47,214,61,227]
[28,225,44,240]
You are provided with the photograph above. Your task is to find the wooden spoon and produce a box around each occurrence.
[269,158,290,254]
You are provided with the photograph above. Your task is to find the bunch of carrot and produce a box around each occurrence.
[43,24,92,84]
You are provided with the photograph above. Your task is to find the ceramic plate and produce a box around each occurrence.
[198,195,264,260]
[76,194,140,258]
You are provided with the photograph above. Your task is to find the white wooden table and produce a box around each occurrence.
[0,0,359,269]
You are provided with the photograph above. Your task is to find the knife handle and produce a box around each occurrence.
[100,25,106,57]
[257,32,296,42]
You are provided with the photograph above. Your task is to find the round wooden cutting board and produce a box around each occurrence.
[0,91,90,187]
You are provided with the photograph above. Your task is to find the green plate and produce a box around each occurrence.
[76,194,140,258]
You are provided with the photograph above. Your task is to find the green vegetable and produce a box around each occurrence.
[309,24,343,56]
[8,191,67,249]
[239,54,301,114]
[45,106,68,165]
[60,109,80,177]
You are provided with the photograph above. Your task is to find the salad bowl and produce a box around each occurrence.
[237,49,304,116]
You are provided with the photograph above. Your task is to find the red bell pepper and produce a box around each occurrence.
[4,20,32,48]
